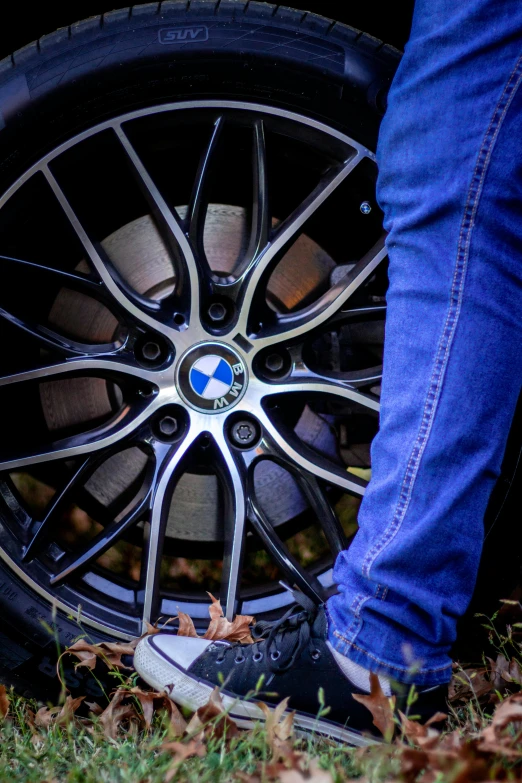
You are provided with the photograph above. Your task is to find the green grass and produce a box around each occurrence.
[3,606,522,782]
[0,694,376,783]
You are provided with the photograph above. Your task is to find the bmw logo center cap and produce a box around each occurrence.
[177,342,247,412]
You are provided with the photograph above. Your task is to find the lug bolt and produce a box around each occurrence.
[231,420,258,447]
[208,302,227,323]
[158,415,178,437]
[141,341,161,362]
[360,201,372,215]
[265,353,284,373]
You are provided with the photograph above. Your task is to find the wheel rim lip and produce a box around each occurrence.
[0,98,377,640]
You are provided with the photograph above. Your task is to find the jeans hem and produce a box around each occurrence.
[328,629,452,688]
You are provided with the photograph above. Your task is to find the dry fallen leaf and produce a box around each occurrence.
[98,689,140,740]
[161,739,206,783]
[279,759,334,783]
[62,639,135,672]
[185,687,240,742]
[0,685,9,719]
[449,663,493,704]
[164,593,253,643]
[258,697,297,761]
[176,611,199,638]
[399,710,447,747]
[162,695,188,737]
[203,593,254,643]
[130,686,158,731]
[352,674,396,741]
[35,695,85,729]
[127,686,187,735]
[477,691,522,756]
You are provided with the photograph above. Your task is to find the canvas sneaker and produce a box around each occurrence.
[134,593,447,746]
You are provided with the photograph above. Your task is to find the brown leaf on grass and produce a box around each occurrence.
[85,701,103,716]
[203,593,254,643]
[162,696,188,737]
[262,751,334,782]
[259,697,295,744]
[258,697,299,765]
[488,654,522,689]
[35,705,60,730]
[127,686,187,735]
[161,739,206,783]
[130,686,158,730]
[35,695,85,729]
[278,759,334,783]
[477,691,522,756]
[185,687,240,742]
[98,689,141,740]
[352,673,396,740]
[63,639,135,672]
[0,685,9,719]
[449,664,492,704]
[488,655,511,691]
[399,711,447,747]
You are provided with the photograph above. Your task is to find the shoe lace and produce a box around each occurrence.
[245,591,324,673]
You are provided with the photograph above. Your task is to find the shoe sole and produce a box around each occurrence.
[134,636,378,748]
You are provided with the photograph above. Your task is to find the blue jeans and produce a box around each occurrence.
[327,0,522,687]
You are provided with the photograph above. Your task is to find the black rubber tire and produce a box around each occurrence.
[0,0,517,698]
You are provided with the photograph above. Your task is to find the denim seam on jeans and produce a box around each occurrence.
[338,593,369,642]
[331,631,453,675]
[359,49,522,585]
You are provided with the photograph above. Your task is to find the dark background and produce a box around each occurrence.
[0,1,414,60]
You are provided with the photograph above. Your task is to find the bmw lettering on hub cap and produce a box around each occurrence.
[177,343,247,412]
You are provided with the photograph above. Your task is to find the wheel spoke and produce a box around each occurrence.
[187,117,224,254]
[256,408,368,497]
[213,428,249,621]
[248,491,326,604]
[0,303,117,357]
[42,165,177,339]
[294,473,348,555]
[114,125,202,327]
[0,396,159,473]
[235,151,365,335]
[0,254,107,299]
[50,473,154,585]
[260,377,380,416]
[253,234,388,349]
[244,120,271,269]
[141,425,198,630]
[236,438,326,603]
[22,455,93,562]
[0,356,159,389]
[287,365,383,389]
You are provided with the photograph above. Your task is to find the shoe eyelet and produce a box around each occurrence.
[253,651,263,663]
[310,649,321,661]
[216,657,225,665]
[270,650,281,661]
[235,654,245,664]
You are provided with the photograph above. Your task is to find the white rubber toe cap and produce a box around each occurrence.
[134,634,218,711]
[149,634,213,670]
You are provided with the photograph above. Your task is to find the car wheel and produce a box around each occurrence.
[0,1,518,697]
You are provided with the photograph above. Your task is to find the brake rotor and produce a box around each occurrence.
[40,206,337,541]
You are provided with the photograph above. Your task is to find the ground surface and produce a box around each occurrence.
[1,601,522,782]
